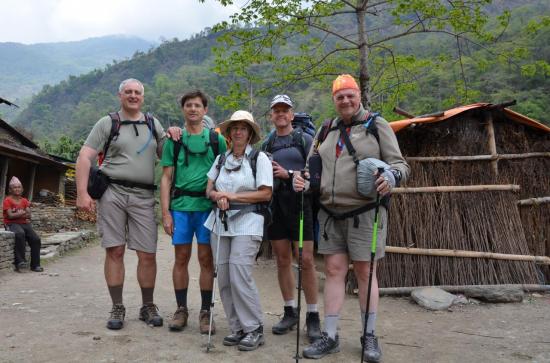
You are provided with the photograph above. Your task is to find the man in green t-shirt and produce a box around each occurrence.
[160,90,227,335]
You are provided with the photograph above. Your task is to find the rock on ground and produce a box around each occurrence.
[411,287,456,310]
[464,286,524,303]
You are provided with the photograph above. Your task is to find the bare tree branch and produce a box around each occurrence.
[341,0,358,9]
[306,20,360,46]
[456,35,469,99]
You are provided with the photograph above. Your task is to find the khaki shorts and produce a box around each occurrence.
[317,206,387,261]
[97,187,158,253]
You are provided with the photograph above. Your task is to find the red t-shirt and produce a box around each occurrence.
[3,196,30,225]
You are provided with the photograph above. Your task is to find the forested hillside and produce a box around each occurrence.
[0,35,154,119]
[13,0,550,150]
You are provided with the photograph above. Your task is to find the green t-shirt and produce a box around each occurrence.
[161,128,227,211]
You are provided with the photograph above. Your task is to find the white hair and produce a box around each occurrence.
[118,78,144,94]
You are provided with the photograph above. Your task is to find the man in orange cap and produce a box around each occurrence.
[295,74,410,361]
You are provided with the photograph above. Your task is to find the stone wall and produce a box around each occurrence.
[30,203,85,232]
[0,231,15,271]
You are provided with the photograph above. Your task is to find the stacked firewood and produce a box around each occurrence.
[75,206,96,223]
[64,178,77,206]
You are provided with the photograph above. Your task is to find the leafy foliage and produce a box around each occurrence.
[41,135,84,161]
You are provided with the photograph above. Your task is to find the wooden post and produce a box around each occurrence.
[58,172,66,200]
[27,164,37,201]
[405,152,550,162]
[393,184,520,194]
[485,111,499,177]
[517,197,550,206]
[0,157,8,202]
[385,246,550,264]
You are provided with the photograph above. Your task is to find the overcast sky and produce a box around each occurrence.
[0,0,241,44]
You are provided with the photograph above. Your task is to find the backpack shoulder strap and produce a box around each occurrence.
[209,128,220,157]
[364,112,380,144]
[248,149,261,180]
[314,118,334,150]
[144,112,159,140]
[291,128,307,161]
[100,112,122,164]
[261,130,277,153]
[215,152,226,171]
[172,139,183,183]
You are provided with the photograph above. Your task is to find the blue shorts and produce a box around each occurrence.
[171,211,211,245]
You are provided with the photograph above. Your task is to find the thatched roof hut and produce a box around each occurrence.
[377,102,549,288]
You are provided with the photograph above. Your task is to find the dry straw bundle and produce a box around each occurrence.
[381,191,540,287]
[378,110,549,288]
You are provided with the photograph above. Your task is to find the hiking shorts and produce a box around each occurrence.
[172,210,211,245]
[267,190,314,242]
[97,187,158,253]
[317,206,387,261]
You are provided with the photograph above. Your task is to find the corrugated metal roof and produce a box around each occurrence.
[390,103,550,133]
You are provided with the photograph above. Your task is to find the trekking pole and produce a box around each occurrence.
[360,167,385,363]
[206,208,227,352]
[294,175,305,362]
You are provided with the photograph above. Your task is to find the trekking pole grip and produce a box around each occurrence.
[219,209,228,231]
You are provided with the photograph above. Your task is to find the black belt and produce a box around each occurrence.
[172,188,205,198]
[109,178,156,191]
[319,202,386,240]
[227,203,262,213]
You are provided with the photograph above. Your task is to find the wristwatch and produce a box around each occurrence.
[288,169,294,179]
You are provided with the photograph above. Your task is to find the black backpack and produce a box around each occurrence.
[172,128,220,167]
[170,128,221,199]
[261,128,308,161]
[292,112,316,138]
[98,111,158,165]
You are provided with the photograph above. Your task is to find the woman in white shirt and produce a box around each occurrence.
[205,110,273,351]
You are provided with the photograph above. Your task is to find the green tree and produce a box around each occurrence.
[41,135,84,161]
[203,0,512,109]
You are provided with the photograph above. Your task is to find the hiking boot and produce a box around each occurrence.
[107,304,125,330]
[223,330,247,346]
[168,306,188,331]
[15,261,27,272]
[31,266,44,272]
[361,333,382,363]
[302,332,340,359]
[238,326,265,351]
[306,312,322,342]
[139,303,163,327]
[272,306,298,335]
[199,309,215,335]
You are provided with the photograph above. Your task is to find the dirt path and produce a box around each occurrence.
[1,231,549,363]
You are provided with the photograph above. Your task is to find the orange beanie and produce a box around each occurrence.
[332,74,359,95]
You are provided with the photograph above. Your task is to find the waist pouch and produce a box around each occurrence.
[87,166,110,200]
[356,158,389,198]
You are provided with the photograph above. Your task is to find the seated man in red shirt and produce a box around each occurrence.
[3,176,43,272]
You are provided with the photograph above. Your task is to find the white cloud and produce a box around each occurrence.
[0,0,241,43]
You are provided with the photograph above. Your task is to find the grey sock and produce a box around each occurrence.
[361,311,377,335]
[324,314,339,339]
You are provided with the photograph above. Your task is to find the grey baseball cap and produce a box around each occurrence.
[270,94,293,108]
